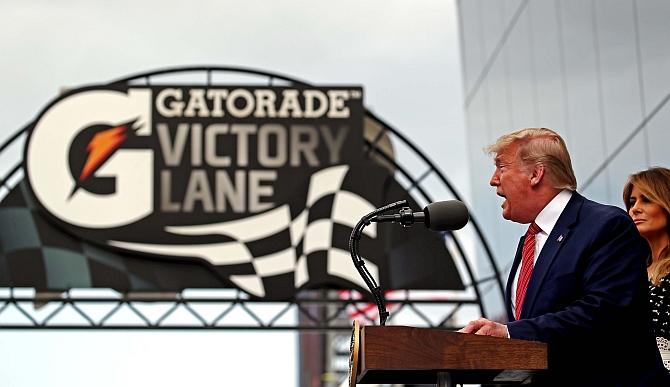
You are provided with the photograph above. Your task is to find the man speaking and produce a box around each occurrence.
[459,128,668,386]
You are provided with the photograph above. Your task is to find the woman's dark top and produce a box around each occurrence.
[649,275,670,370]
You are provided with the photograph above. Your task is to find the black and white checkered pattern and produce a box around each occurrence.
[107,165,381,298]
[0,163,465,300]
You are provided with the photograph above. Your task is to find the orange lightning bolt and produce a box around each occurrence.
[79,124,128,182]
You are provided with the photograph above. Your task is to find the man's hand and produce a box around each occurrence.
[458,318,508,338]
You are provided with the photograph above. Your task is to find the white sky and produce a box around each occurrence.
[0,1,466,386]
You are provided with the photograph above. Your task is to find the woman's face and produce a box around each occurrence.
[628,185,669,239]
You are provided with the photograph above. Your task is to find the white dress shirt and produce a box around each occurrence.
[510,189,573,314]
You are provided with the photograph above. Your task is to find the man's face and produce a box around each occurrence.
[489,143,534,223]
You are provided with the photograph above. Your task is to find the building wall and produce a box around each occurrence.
[458,0,670,319]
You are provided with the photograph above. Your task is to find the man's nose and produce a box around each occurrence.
[489,172,499,186]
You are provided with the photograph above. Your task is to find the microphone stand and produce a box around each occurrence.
[349,199,408,326]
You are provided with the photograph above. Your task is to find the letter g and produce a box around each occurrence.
[26,88,154,228]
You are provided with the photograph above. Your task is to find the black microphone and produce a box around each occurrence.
[371,200,469,231]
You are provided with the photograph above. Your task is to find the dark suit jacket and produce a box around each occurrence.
[506,192,668,386]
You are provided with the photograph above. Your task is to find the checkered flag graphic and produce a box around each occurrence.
[0,163,464,300]
[109,165,379,298]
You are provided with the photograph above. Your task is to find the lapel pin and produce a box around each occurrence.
[557,235,564,242]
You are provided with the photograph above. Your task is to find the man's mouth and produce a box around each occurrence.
[499,194,507,209]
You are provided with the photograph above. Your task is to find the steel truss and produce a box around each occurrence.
[0,288,486,330]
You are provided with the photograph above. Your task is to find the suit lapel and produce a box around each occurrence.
[506,236,525,321]
[520,192,583,319]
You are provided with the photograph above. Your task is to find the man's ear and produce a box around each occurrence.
[529,164,545,187]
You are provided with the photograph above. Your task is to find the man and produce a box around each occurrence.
[460,128,667,386]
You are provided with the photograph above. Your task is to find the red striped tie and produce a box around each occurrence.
[515,222,541,320]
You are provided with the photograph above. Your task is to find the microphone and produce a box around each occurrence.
[371,200,469,231]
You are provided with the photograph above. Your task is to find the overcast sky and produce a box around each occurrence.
[0,1,465,386]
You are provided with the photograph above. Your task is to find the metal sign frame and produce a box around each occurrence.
[0,66,502,330]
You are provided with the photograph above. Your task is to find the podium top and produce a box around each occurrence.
[356,325,547,385]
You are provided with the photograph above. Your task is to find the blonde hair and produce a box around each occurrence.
[623,167,670,285]
[486,128,577,190]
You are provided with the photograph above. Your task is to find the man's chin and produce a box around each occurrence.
[502,211,525,223]
[501,204,511,220]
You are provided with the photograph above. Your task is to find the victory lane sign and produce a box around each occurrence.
[25,85,364,245]
[7,77,463,300]
[155,86,363,215]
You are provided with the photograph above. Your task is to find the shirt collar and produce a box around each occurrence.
[534,189,573,235]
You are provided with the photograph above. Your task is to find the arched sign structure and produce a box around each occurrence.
[0,66,502,330]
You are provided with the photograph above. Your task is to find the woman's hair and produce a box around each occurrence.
[623,167,670,285]
[486,128,577,190]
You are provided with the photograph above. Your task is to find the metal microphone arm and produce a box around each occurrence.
[349,199,407,326]
[370,206,425,227]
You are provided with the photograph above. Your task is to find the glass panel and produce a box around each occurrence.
[505,8,536,129]
[559,0,606,182]
[487,50,513,137]
[581,168,610,206]
[459,0,485,96]
[636,0,670,114]
[604,132,647,207]
[594,0,644,154]
[503,0,525,28]
[529,0,567,132]
[647,102,670,167]
[481,0,506,62]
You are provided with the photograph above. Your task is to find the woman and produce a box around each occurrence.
[624,167,670,371]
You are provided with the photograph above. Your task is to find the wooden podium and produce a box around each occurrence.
[350,325,547,386]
